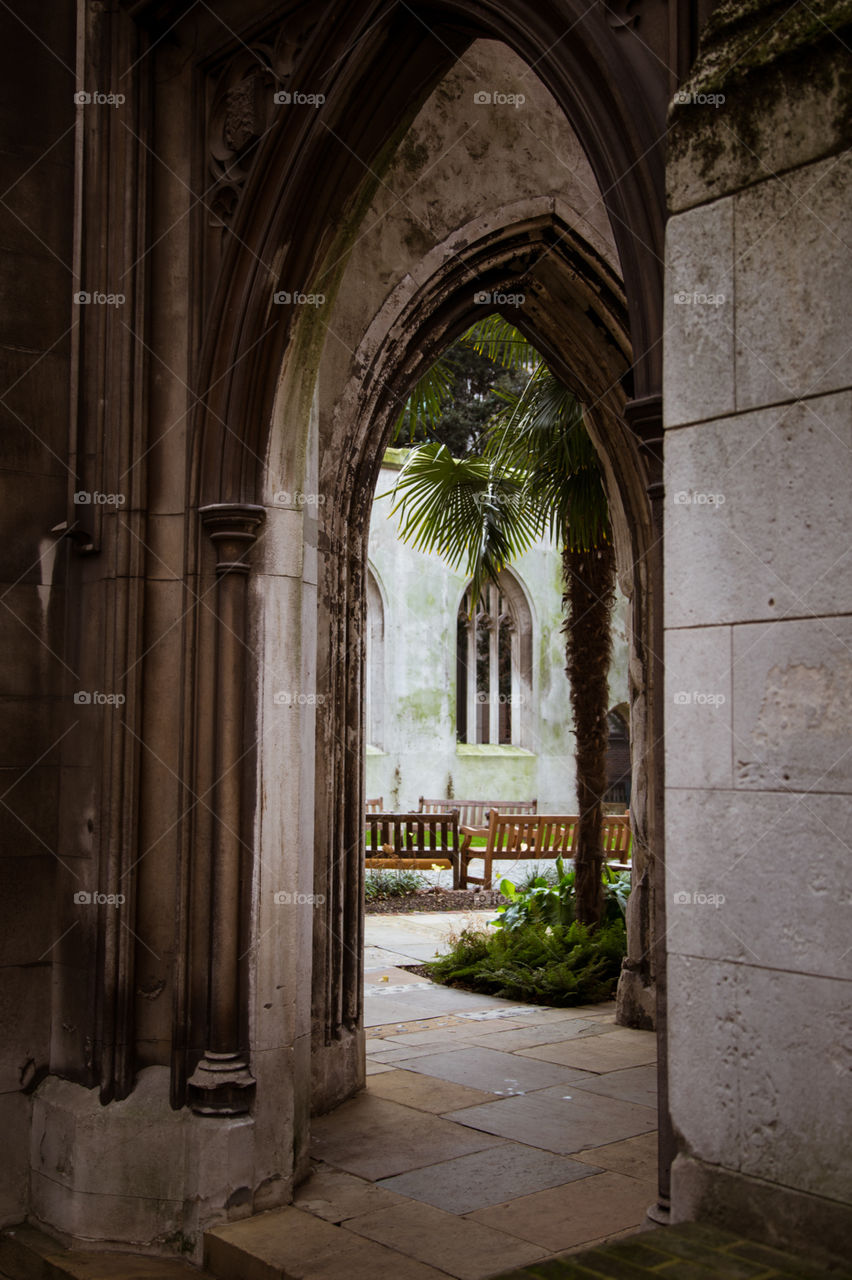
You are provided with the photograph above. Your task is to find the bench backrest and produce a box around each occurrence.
[365,796,384,813]
[601,814,631,858]
[366,811,459,856]
[418,796,538,828]
[481,812,631,861]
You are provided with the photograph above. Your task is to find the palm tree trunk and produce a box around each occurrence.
[562,540,616,926]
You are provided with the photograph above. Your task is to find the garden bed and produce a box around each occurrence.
[365,886,508,914]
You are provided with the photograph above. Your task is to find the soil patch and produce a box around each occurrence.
[365,887,507,914]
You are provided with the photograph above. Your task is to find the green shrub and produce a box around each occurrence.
[424,917,626,1006]
[423,860,630,1005]
[494,857,630,931]
[364,868,426,901]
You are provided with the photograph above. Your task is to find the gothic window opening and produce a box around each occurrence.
[456,571,532,748]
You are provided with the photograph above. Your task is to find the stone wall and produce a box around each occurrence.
[664,1,852,1261]
[0,1,75,1227]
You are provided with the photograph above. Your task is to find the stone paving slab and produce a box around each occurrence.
[293,1163,407,1222]
[363,980,534,1026]
[446,1088,657,1153]
[310,1090,507,1181]
[468,1169,657,1253]
[464,1021,606,1052]
[365,1067,496,1113]
[392,1045,590,1095]
[364,945,422,966]
[517,1027,657,1074]
[560,1063,657,1109]
[364,910,497,963]
[365,965,432,985]
[571,1132,659,1181]
[376,1141,600,1214]
[369,1041,475,1063]
[205,1205,453,1280]
[345,1198,549,1280]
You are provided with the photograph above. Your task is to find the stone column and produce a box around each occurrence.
[624,393,673,1222]
[189,503,265,1115]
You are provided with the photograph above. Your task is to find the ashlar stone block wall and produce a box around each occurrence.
[663,3,852,1262]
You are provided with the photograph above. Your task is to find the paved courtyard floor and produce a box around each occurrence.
[206,910,659,1278]
[3,915,845,1277]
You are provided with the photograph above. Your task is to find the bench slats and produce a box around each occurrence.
[459,812,632,889]
[418,796,537,828]
[365,812,461,885]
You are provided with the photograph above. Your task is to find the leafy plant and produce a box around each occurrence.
[424,916,626,1006]
[493,859,630,932]
[364,869,426,901]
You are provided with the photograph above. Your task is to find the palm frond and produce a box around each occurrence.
[387,443,545,605]
[460,315,539,374]
[392,354,456,442]
[486,369,610,549]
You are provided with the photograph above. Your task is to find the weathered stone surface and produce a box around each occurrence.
[669,955,852,1205]
[467,1170,656,1252]
[667,788,852,979]
[665,625,733,790]
[346,1198,549,1279]
[664,198,734,429]
[665,392,852,628]
[734,150,852,409]
[732,615,852,794]
[376,1142,597,1215]
[445,1088,656,1154]
[310,1092,506,1181]
[667,7,852,213]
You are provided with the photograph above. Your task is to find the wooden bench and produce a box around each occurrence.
[418,796,537,828]
[460,811,632,889]
[365,811,461,885]
[366,796,384,813]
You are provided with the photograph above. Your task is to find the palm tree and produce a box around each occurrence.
[387,321,615,925]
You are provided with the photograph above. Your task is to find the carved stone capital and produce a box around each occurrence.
[188,1052,255,1116]
[200,502,266,575]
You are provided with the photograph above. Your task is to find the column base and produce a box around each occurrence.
[29,1067,257,1259]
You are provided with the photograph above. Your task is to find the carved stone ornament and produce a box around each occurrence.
[207,19,319,226]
